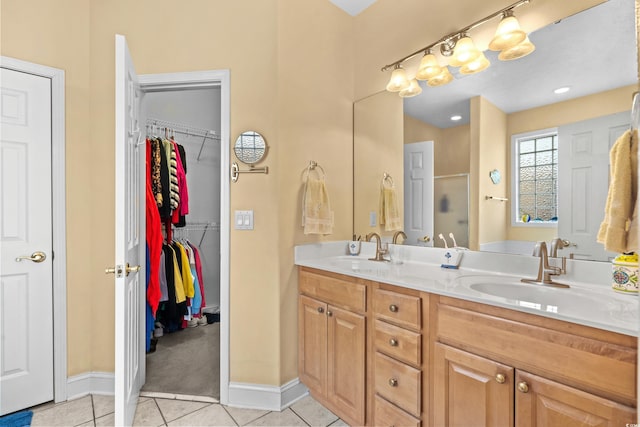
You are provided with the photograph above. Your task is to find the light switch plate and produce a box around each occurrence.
[235,210,254,230]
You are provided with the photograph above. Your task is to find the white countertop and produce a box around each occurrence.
[294,241,639,337]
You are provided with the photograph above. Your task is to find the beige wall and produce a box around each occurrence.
[404,115,470,177]
[471,96,508,249]
[2,0,352,385]
[354,91,403,237]
[1,0,93,375]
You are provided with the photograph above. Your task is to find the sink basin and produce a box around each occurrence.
[328,256,391,274]
[454,275,601,316]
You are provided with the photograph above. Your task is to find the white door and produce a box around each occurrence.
[404,141,434,246]
[0,68,53,414]
[558,111,629,261]
[113,34,145,427]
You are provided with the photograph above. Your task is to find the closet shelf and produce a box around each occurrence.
[146,117,220,161]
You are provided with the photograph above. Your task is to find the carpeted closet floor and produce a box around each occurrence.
[143,322,220,400]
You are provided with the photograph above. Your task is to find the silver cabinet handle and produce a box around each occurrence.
[15,251,46,263]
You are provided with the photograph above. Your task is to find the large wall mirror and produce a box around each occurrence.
[353,0,637,262]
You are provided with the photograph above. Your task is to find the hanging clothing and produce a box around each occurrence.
[174,242,195,298]
[145,141,163,316]
[191,243,207,309]
[158,254,168,302]
[164,138,180,211]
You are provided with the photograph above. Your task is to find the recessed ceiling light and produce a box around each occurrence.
[554,86,570,94]
[451,115,462,121]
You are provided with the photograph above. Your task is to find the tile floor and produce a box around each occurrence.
[29,394,349,427]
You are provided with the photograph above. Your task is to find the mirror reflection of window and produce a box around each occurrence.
[512,130,558,224]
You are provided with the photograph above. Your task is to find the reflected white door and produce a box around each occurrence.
[0,68,53,414]
[114,34,145,427]
[558,111,629,261]
[404,141,434,246]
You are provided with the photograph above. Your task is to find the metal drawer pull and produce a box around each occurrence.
[517,381,529,393]
[495,373,506,384]
[389,304,398,313]
[389,378,398,387]
[327,310,333,317]
[389,338,398,347]
[317,307,324,313]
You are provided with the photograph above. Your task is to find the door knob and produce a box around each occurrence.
[561,239,576,247]
[15,251,46,263]
[125,263,141,275]
[419,235,431,243]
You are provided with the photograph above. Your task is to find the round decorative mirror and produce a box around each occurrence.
[234,131,268,165]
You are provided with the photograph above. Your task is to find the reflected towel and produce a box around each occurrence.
[597,129,638,253]
[302,177,334,235]
[380,186,402,232]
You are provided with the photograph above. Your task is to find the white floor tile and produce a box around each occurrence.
[246,408,307,427]
[167,404,236,426]
[329,419,349,426]
[291,396,338,427]
[132,399,165,426]
[95,413,115,427]
[224,406,270,426]
[155,398,209,423]
[31,396,94,427]
[91,395,114,419]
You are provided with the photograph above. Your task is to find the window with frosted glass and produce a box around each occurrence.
[516,134,558,222]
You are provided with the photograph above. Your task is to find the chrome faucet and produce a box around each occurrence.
[392,231,407,244]
[522,241,569,288]
[366,232,388,261]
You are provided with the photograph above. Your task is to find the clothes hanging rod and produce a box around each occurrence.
[146,117,220,140]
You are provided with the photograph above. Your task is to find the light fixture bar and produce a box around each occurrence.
[380,0,530,71]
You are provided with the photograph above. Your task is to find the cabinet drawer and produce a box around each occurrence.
[373,288,421,330]
[374,319,421,366]
[374,395,421,427]
[374,352,421,417]
[299,269,366,313]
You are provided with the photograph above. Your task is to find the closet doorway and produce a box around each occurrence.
[138,72,230,403]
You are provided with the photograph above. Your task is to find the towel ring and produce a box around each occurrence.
[304,160,325,180]
[382,172,394,188]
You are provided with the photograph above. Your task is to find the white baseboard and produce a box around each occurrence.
[227,378,308,411]
[66,372,115,400]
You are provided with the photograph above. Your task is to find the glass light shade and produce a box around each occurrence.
[489,14,526,51]
[498,36,535,61]
[448,36,481,67]
[416,52,443,81]
[460,51,490,75]
[386,67,411,92]
[427,67,453,87]
[399,79,422,98]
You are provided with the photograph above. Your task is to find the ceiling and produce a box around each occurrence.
[329,0,377,16]
[402,0,637,128]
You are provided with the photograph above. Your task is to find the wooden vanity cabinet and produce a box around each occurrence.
[433,296,637,426]
[298,268,366,426]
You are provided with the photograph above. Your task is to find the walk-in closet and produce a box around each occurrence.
[140,87,222,400]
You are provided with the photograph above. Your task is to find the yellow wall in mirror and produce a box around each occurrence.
[354,92,404,238]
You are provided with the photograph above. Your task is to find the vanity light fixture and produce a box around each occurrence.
[399,79,423,98]
[489,10,527,51]
[498,35,536,60]
[460,51,491,75]
[382,0,532,95]
[385,64,411,92]
[449,34,481,67]
[416,49,443,81]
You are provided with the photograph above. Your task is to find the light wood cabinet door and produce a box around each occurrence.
[515,371,636,427]
[298,295,328,395]
[327,305,366,425]
[434,343,514,427]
